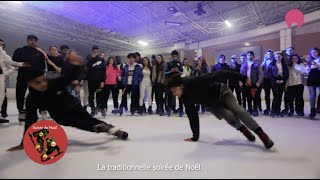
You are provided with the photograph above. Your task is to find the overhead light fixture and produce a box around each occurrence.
[138,40,148,46]
[164,21,182,26]
[167,6,178,14]
[194,3,206,16]
[224,20,232,28]
[244,42,250,46]
[10,1,22,5]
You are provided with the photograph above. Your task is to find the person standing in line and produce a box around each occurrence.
[0,38,30,125]
[85,45,106,117]
[193,56,209,114]
[164,50,183,116]
[261,49,274,115]
[151,55,157,104]
[239,53,247,110]
[306,47,320,119]
[100,57,122,117]
[181,58,193,78]
[138,57,153,115]
[12,35,47,122]
[152,55,166,116]
[268,51,289,117]
[240,51,263,117]
[286,54,306,117]
[229,55,242,105]
[116,53,143,116]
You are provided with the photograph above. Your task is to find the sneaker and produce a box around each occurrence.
[40,111,50,120]
[148,106,153,115]
[19,110,26,122]
[90,107,97,117]
[247,109,253,115]
[288,111,294,117]
[281,109,288,116]
[166,110,172,116]
[0,119,9,126]
[100,108,106,117]
[263,109,270,115]
[111,108,119,114]
[252,110,259,117]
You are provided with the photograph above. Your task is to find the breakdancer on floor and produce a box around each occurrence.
[6,51,128,152]
[166,70,274,149]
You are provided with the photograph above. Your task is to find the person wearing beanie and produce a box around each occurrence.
[164,50,183,116]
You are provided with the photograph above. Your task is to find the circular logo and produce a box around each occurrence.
[23,120,68,165]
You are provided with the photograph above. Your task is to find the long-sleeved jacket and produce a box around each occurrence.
[181,70,248,141]
[21,64,86,144]
[267,61,289,84]
[152,62,165,84]
[240,60,264,85]
[0,47,23,76]
[12,46,46,80]
[85,56,106,83]
[164,60,183,78]
[286,64,306,87]
[210,63,230,72]
[229,62,241,87]
[121,63,143,88]
[261,57,273,79]
[306,58,320,86]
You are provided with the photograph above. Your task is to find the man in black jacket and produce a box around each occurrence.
[85,45,106,116]
[6,52,128,152]
[12,35,46,122]
[164,50,183,116]
[166,70,274,149]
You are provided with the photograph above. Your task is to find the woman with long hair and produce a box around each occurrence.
[268,51,289,117]
[286,54,306,117]
[100,57,122,117]
[139,57,153,115]
[306,47,320,119]
[193,56,209,113]
[181,58,192,78]
[152,55,166,116]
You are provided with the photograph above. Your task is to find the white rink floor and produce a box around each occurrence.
[1,101,320,179]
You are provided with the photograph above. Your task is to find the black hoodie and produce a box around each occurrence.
[12,46,46,80]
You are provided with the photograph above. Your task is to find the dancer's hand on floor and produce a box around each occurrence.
[6,145,24,152]
[184,138,194,142]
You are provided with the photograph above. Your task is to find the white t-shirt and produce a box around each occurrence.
[247,60,254,77]
[276,60,283,76]
[127,63,136,85]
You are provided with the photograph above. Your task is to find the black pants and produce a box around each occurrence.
[16,79,45,112]
[166,90,174,111]
[120,85,139,111]
[16,78,28,111]
[257,86,262,110]
[88,80,101,109]
[283,90,289,112]
[263,78,272,110]
[1,89,7,114]
[101,85,119,109]
[271,83,285,114]
[287,84,304,113]
[151,84,156,104]
[242,85,259,111]
[229,84,242,105]
[155,83,165,111]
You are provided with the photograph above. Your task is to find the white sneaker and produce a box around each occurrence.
[0,119,9,126]
[40,111,51,120]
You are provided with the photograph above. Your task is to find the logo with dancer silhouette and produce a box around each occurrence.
[23,120,68,165]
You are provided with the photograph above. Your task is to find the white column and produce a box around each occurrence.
[285,28,292,48]
[180,50,185,62]
[280,29,286,50]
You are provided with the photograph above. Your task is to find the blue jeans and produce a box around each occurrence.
[308,86,320,108]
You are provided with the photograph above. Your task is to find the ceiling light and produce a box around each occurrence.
[9,1,22,5]
[167,6,178,14]
[138,40,148,46]
[164,21,182,26]
[225,20,232,28]
[244,42,250,46]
